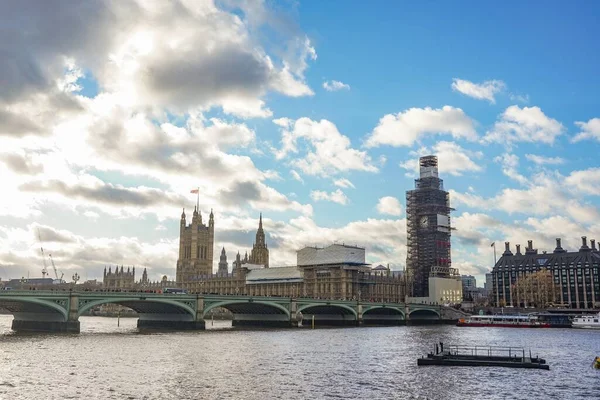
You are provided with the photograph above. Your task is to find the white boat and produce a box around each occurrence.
[572,313,600,329]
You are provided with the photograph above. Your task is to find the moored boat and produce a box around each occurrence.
[457,314,551,328]
[572,312,600,329]
[417,344,549,370]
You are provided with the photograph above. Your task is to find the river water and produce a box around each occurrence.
[0,315,599,400]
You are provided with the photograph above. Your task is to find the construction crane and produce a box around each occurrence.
[48,253,63,282]
[37,229,49,279]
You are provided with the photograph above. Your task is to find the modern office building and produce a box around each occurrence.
[492,237,600,308]
[406,155,454,297]
[461,275,477,300]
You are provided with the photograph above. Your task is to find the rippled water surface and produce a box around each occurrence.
[1,315,600,399]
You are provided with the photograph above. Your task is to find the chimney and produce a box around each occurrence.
[503,241,513,256]
[516,244,522,255]
[591,239,597,251]
[554,238,566,253]
[581,236,591,252]
[525,240,538,254]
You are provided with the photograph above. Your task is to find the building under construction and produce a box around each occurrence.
[406,155,454,298]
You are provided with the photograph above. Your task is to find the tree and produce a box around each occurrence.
[511,269,558,308]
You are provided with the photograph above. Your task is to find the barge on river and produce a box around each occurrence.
[417,344,549,370]
[457,314,551,328]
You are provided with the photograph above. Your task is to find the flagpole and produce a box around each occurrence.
[196,187,199,212]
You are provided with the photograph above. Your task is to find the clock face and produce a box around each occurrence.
[420,216,428,227]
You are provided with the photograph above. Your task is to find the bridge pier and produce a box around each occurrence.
[11,318,80,333]
[137,319,206,330]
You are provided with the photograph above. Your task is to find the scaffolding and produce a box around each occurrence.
[406,156,455,298]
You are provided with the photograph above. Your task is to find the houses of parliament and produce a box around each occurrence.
[171,206,405,302]
[103,205,406,302]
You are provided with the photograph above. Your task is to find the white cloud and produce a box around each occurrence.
[376,196,402,216]
[495,153,527,185]
[365,106,477,148]
[310,189,349,205]
[572,118,600,143]
[290,170,304,183]
[399,141,483,177]
[0,1,317,124]
[450,170,600,224]
[484,106,564,145]
[451,78,506,103]
[509,93,530,104]
[525,154,565,165]
[565,168,600,196]
[333,178,355,189]
[323,80,350,91]
[274,117,378,177]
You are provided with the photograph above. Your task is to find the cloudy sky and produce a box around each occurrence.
[1,1,600,286]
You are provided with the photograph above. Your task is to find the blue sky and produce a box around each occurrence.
[1,1,599,286]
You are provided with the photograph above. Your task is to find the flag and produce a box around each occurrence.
[490,242,495,247]
[190,189,199,194]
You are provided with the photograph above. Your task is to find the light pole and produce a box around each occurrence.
[72,272,80,285]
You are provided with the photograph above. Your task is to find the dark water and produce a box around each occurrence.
[1,315,599,400]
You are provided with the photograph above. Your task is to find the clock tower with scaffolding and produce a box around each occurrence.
[405,155,455,298]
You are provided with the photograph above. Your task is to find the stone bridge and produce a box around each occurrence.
[0,291,443,333]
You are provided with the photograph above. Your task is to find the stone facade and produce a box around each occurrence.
[217,247,228,277]
[177,218,406,303]
[231,215,270,273]
[103,266,135,289]
[249,214,269,267]
[103,266,174,290]
[176,207,214,285]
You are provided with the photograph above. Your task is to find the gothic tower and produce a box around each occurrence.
[249,213,269,267]
[218,247,228,276]
[405,155,453,298]
[176,206,215,287]
[141,268,148,285]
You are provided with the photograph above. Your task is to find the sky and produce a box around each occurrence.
[1,0,600,286]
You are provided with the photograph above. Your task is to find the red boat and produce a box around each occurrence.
[457,315,551,328]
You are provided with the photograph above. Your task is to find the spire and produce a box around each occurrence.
[259,212,263,230]
[181,208,186,219]
[210,208,214,219]
[221,247,226,255]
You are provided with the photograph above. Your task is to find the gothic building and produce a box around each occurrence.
[103,266,135,289]
[218,247,228,277]
[232,215,270,274]
[249,213,269,267]
[176,207,214,285]
[170,209,404,303]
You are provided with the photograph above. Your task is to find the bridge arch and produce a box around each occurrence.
[0,296,69,321]
[77,298,196,318]
[297,303,358,319]
[203,300,290,318]
[362,306,405,318]
[409,308,441,320]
